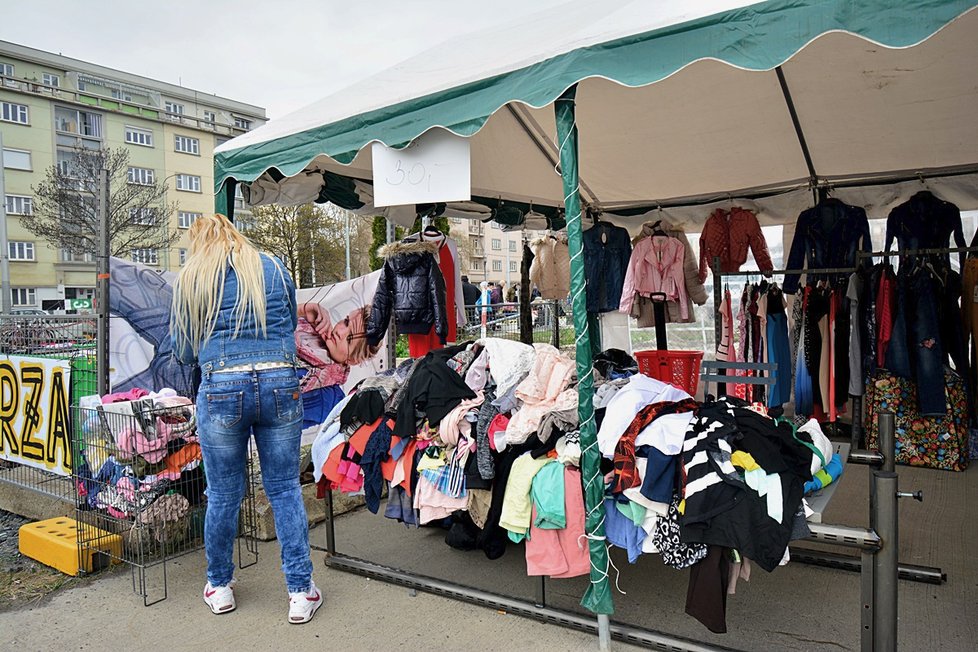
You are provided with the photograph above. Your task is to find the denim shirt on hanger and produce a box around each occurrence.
[783,198,872,294]
[583,222,632,313]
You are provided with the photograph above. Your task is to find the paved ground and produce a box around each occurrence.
[0,526,639,652]
[1,462,974,651]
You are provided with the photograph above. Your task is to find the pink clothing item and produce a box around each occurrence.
[414,475,467,524]
[115,420,178,463]
[102,388,149,404]
[488,414,510,452]
[619,235,689,319]
[505,344,576,445]
[438,392,484,448]
[525,468,590,578]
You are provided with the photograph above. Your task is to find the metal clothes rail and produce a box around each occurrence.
[314,411,914,652]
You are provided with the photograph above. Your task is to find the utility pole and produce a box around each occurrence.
[345,211,352,280]
[96,168,110,395]
[0,133,11,314]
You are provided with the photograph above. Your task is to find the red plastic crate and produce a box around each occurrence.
[634,350,704,395]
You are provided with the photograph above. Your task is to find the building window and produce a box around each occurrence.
[164,101,184,119]
[127,167,155,186]
[125,126,154,147]
[203,110,216,124]
[42,72,60,87]
[1,101,29,124]
[233,116,252,130]
[11,288,37,307]
[509,241,517,252]
[179,248,188,266]
[509,261,518,272]
[491,238,501,251]
[470,260,482,272]
[178,211,201,229]
[492,260,503,272]
[0,62,12,77]
[55,106,102,138]
[491,222,500,230]
[129,208,157,225]
[61,249,94,263]
[8,241,35,261]
[2,148,32,171]
[131,248,158,265]
[5,195,33,215]
[111,88,133,102]
[174,135,200,155]
[175,174,201,193]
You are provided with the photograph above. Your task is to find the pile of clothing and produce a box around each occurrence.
[595,371,843,634]
[312,338,590,578]
[75,389,205,538]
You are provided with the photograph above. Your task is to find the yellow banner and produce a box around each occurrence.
[0,355,72,476]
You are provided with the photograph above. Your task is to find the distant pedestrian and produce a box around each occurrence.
[461,275,480,306]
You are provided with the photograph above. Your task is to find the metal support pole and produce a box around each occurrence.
[324,486,336,555]
[877,412,896,473]
[861,549,876,652]
[519,237,532,344]
[535,576,546,608]
[551,299,560,347]
[597,614,612,652]
[345,211,352,280]
[0,133,10,314]
[384,219,397,371]
[872,411,898,651]
[96,168,110,396]
[873,471,899,652]
[712,255,722,349]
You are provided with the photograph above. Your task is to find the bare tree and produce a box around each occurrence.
[244,203,346,288]
[25,147,179,258]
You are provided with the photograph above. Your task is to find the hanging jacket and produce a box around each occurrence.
[529,236,571,299]
[783,198,871,294]
[620,234,689,319]
[583,222,632,313]
[697,207,773,282]
[885,191,965,269]
[366,240,448,346]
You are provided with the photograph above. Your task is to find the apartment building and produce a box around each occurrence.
[448,217,548,287]
[0,40,265,311]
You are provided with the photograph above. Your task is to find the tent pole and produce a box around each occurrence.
[554,86,615,624]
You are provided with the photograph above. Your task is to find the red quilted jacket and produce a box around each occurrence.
[697,207,774,282]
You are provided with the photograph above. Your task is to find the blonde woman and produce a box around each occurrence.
[171,214,321,623]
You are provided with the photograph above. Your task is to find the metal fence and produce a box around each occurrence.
[458,300,575,347]
[0,314,98,500]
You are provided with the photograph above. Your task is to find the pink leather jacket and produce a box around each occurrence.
[619,235,690,320]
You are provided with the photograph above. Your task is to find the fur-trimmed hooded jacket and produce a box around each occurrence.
[366,240,448,346]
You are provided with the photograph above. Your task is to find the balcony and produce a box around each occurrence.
[471,246,486,257]
[468,222,484,234]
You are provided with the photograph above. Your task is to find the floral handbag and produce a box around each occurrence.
[864,368,969,471]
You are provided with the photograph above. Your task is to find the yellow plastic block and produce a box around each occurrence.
[18,517,122,576]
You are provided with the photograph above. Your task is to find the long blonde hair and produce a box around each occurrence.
[171,214,267,355]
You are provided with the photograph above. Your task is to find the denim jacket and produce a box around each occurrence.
[583,222,632,313]
[172,253,299,371]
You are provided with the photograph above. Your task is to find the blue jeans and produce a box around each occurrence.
[197,367,312,593]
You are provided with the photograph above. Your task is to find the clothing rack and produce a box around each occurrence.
[857,245,978,258]
[711,257,869,461]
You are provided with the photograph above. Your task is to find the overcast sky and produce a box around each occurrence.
[0,0,569,120]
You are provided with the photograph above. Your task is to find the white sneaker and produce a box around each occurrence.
[288,581,323,624]
[203,580,236,614]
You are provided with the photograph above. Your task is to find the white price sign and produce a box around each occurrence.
[371,129,471,207]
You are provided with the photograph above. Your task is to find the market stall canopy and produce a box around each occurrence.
[214,0,978,229]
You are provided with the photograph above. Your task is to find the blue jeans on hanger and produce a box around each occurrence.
[196,366,312,593]
[909,267,947,416]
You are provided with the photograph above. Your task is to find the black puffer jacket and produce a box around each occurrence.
[366,240,448,346]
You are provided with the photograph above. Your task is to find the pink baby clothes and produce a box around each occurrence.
[525,467,590,578]
[101,388,149,404]
[414,474,467,525]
